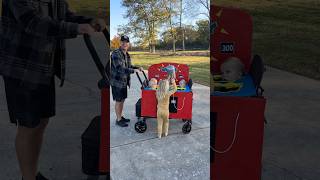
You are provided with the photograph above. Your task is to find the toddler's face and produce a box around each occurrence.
[220,58,244,81]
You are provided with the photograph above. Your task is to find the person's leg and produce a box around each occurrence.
[157,113,164,138]
[163,111,170,137]
[115,101,124,121]
[119,100,125,118]
[113,86,127,122]
[16,118,49,180]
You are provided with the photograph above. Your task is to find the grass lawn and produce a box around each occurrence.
[130,51,210,86]
[0,1,109,18]
[214,0,320,79]
[68,0,109,17]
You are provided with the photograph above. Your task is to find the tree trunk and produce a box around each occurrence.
[151,22,156,53]
[182,28,185,51]
[180,0,185,51]
[152,45,156,53]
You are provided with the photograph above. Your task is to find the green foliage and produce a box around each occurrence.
[67,0,109,20]
[158,20,209,50]
[121,0,169,52]
[0,0,109,22]
[121,0,209,52]
[196,20,209,42]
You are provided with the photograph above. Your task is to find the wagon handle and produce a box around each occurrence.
[83,31,109,84]
[141,70,149,85]
[102,28,110,45]
[136,70,148,89]
[136,72,144,88]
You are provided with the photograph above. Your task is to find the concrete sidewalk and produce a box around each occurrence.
[110,75,210,180]
[261,67,320,180]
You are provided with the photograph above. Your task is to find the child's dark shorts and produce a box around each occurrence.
[111,86,127,102]
[2,76,56,128]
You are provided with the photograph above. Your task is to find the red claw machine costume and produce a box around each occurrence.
[210,5,267,180]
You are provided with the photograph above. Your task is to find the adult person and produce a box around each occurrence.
[0,0,106,180]
[110,35,143,127]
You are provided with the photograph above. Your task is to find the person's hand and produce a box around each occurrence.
[138,67,144,72]
[78,24,95,35]
[91,18,107,32]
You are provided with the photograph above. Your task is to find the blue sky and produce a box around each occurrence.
[110,0,128,39]
[110,0,208,42]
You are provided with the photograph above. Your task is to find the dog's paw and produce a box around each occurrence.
[164,133,168,137]
[158,134,162,139]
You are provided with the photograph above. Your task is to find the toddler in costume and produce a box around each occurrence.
[156,78,177,138]
[220,57,245,81]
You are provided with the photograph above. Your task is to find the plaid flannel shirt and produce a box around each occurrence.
[0,0,92,89]
[110,48,138,88]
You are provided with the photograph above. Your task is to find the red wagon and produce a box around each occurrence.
[134,63,194,134]
[81,29,109,179]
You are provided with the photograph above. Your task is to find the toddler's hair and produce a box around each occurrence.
[221,57,245,74]
[156,79,169,100]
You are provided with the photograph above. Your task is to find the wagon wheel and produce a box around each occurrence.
[182,121,192,134]
[182,119,192,124]
[135,120,147,133]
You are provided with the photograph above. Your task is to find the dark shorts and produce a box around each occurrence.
[3,76,56,128]
[111,86,127,102]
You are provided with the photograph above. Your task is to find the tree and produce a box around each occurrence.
[163,0,179,52]
[110,35,121,50]
[195,19,209,48]
[185,0,210,21]
[159,20,209,50]
[121,0,168,53]
[179,0,186,51]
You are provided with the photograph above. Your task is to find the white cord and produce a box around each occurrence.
[211,112,240,154]
[172,95,186,111]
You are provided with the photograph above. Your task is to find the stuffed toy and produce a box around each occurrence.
[162,65,176,80]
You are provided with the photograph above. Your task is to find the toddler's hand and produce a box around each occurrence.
[170,78,175,84]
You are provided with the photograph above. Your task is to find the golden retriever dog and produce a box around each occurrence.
[156,78,177,138]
